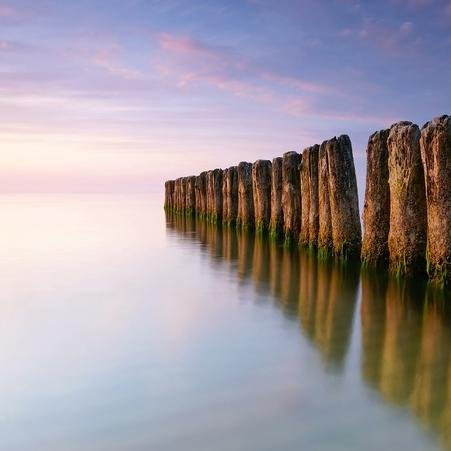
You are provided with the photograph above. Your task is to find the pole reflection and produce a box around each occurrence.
[166,212,451,449]
[361,272,451,449]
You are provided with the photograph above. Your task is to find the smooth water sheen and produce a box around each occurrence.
[0,194,450,451]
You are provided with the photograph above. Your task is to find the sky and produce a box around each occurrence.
[1,0,450,195]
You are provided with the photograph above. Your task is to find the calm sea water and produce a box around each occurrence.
[0,194,449,451]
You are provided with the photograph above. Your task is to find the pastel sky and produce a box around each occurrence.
[1,0,450,194]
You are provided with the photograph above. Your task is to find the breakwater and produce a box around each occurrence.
[165,134,361,257]
[165,115,450,287]
[362,116,450,286]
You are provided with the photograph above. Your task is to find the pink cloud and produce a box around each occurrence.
[156,32,334,105]
[159,33,220,60]
[63,37,145,81]
[90,49,143,80]
[260,72,334,95]
[281,97,397,125]
[0,3,17,17]
[155,32,396,126]
[282,98,309,116]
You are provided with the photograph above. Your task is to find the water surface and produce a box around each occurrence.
[0,194,449,450]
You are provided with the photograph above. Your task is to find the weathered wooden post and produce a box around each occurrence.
[223,166,238,226]
[282,151,301,245]
[206,169,223,223]
[308,145,319,248]
[194,173,202,216]
[300,145,319,248]
[269,157,283,239]
[326,135,361,259]
[186,176,196,216]
[318,141,333,257]
[164,180,174,211]
[180,177,187,214]
[387,121,427,277]
[300,147,311,247]
[222,168,229,223]
[206,170,214,220]
[252,159,272,233]
[420,115,451,286]
[237,162,254,229]
[174,178,180,213]
[361,129,390,266]
[196,171,208,218]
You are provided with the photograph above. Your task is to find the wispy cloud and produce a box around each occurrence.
[338,18,421,53]
[0,3,17,18]
[155,32,340,113]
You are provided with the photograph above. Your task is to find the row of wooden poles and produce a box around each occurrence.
[165,115,450,287]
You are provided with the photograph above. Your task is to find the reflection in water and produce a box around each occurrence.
[361,272,451,449]
[166,212,359,371]
[167,212,451,450]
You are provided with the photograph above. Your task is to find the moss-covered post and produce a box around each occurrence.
[281,151,301,245]
[237,161,254,230]
[164,180,174,211]
[326,135,361,259]
[269,157,283,239]
[252,159,272,234]
[361,129,390,267]
[223,166,238,226]
[195,172,207,218]
[222,168,229,223]
[308,144,319,248]
[180,177,187,215]
[194,174,201,216]
[300,144,320,248]
[206,170,214,221]
[387,121,427,277]
[214,169,223,224]
[299,147,310,247]
[420,115,451,286]
[206,169,223,224]
[299,147,311,247]
[318,141,332,257]
[186,176,196,216]
[174,178,180,213]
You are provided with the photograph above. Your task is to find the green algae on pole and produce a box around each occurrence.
[222,168,229,223]
[281,151,301,245]
[308,145,319,248]
[420,115,451,287]
[361,129,390,267]
[206,169,223,223]
[237,162,254,230]
[186,176,196,216]
[269,157,283,239]
[252,159,272,234]
[180,177,187,214]
[164,180,174,211]
[300,145,319,248]
[195,172,207,218]
[318,141,333,257]
[299,147,311,247]
[387,122,427,277]
[222,166,238,226]
[326,135,361,259]
[173,178,180,213]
